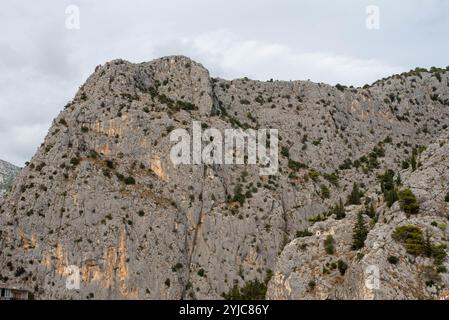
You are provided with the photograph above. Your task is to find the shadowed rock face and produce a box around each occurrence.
[0,159,20,196]
[0,55,448,299]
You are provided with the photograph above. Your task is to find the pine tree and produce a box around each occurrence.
[411,149,417,171]
[334,198,346,220]
[352,212,368,250]
[395,173,402,186]
[385,189,399,207]
[423,230,433,258]
[347,182,363,205]
[363,201,376,219]
[378,169,399,207]
[398,188,419,215]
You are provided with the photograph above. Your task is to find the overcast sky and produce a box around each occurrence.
[1,0,448,166]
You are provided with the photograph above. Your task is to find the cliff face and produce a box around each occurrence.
[0,159,20,196]
[0,56,448,299]
[267,137,449,299]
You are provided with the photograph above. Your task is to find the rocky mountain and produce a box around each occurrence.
[0,159,20,196]
[0,56,448,299]
[267,136,449,299]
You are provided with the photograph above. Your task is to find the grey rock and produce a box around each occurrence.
[0,159,20,196]
[0,56,448,299]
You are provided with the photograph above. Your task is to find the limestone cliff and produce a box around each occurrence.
[0,56,448,299]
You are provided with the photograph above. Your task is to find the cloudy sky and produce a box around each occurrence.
[1,0,448,166]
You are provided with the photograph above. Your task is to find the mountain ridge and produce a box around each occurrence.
[0,55,448,299]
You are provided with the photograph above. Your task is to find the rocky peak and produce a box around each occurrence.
[0,57,448,299]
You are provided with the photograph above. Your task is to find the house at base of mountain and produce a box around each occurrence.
[0,284,29,300]
[437,290,449,300]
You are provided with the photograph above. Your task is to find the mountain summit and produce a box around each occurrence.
[0,56,448,299]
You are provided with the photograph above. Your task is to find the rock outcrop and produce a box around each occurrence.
[0,159,20,196]
[0,56,448,299]
[267,136,449,299]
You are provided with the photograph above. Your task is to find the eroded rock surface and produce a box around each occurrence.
[0,56,448,299]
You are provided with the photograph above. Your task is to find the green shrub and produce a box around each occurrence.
[124,176,136,185]
[322,173,339,187]
[232,184,245,206]
[175,100,197,111]
[339,159,352,170]
[324,235,335,255]
[347,183,363,205]
[59,118,68,126]
[337,259,348,276]
[431,244,447,266]
[309,169,320,181]
[352,212,368,250]
[385,189,399,207]
[392,225,424,256]
[254,96,265,105]
[377,169,398,207]
[437,265,447,273]
[222,273,271,300]
[197,268,205,277]
[14,266,26,277]
[398,189,419,215]
[307,280,316,291]
[70,157,80,166]
[296,229,313,238]
[288,159,307,171]
[332,198,346,220]
[105,160,114,169]
[320,184,330,199]
[281,146,290,157]
[387,256,399,265]
[401,160,410,169]
[363,201,376,219]
[172,263,183,272]
[445,192,449,202]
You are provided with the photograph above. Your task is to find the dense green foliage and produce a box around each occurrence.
[392,225,447,268]
[324,235,336,254]
[378,169,398,207]
[347,183,363,205]
[222,270,273,300]
[296,229,313,238]
[332,198,346,220]
[392,225,425,256]
[398,189,419,215]
[337,259,348,276]
[352,212,368,250]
